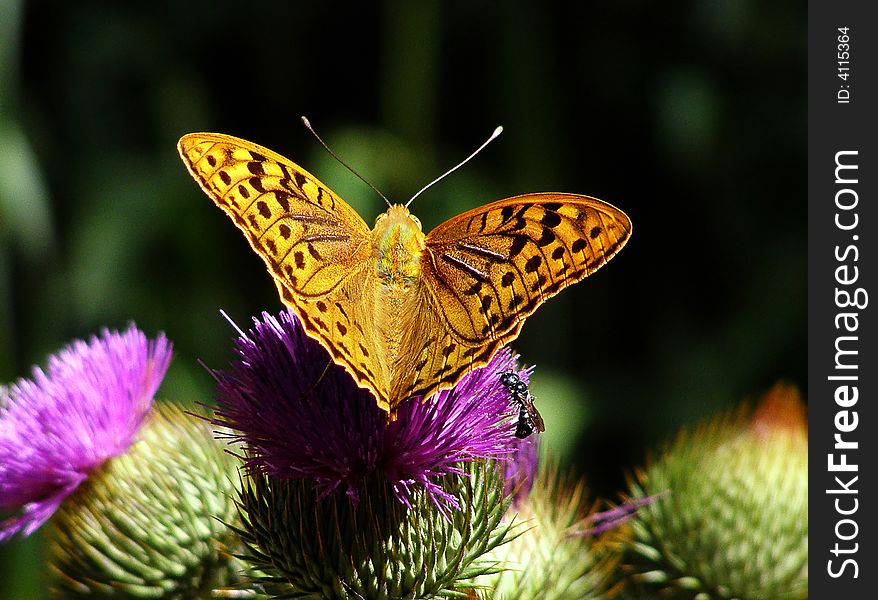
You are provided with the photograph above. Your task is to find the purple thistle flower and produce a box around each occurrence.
[212,310,529,512]
[0,325,172,541]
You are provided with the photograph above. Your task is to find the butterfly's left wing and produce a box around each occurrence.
[178,133,393,407]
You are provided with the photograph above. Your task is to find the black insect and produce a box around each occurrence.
[500,371,545,439]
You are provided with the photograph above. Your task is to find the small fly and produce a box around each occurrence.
[500,371,545,439]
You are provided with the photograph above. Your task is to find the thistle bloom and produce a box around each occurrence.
[0,325,171,541]
[213,310,527,511]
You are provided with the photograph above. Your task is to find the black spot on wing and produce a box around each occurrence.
[524,255,542,273]
[294,172,307,191]
[250,177,266,193]
[530,274,547,292]
[537,228,555,247]
[509,236,527,257]
[540,211,562,228]
[335,302,350,321]
[275,190,291,212]
[479,211,489,232]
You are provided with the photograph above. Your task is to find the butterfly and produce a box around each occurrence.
[500,371,545,439]
[178,132,632,413]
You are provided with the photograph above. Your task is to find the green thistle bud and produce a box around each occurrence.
[620,383,808,599]
[48,402,242,598]
[234,459,514,599]
[464,463,620,600]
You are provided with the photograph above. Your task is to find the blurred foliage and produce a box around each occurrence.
[1,0,804,597]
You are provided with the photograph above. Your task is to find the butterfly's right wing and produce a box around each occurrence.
[178,133,373,296]
[178,133,390,405]
[391,194,630,409]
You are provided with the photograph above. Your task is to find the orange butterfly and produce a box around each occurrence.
[179,133,631,413]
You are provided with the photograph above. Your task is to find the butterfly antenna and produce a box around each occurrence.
[301,116,391,207]
[219,309,246,338]
[405,125,503,208]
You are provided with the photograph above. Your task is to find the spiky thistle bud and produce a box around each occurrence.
[48,402,242,598]
[619,382,808,599]
[463,447,623,600]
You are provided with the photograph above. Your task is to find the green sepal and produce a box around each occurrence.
[235,459,514,599]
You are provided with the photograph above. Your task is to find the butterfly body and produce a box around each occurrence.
[178,133,632,414]
[373,206,425,285]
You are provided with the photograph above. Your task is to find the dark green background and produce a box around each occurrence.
[1,1,805,596]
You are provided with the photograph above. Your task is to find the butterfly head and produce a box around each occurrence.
[374,204,422,230]
[373,205,427,281]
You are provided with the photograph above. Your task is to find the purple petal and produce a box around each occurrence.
[570,492,668,537]
[0,325,171,541]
